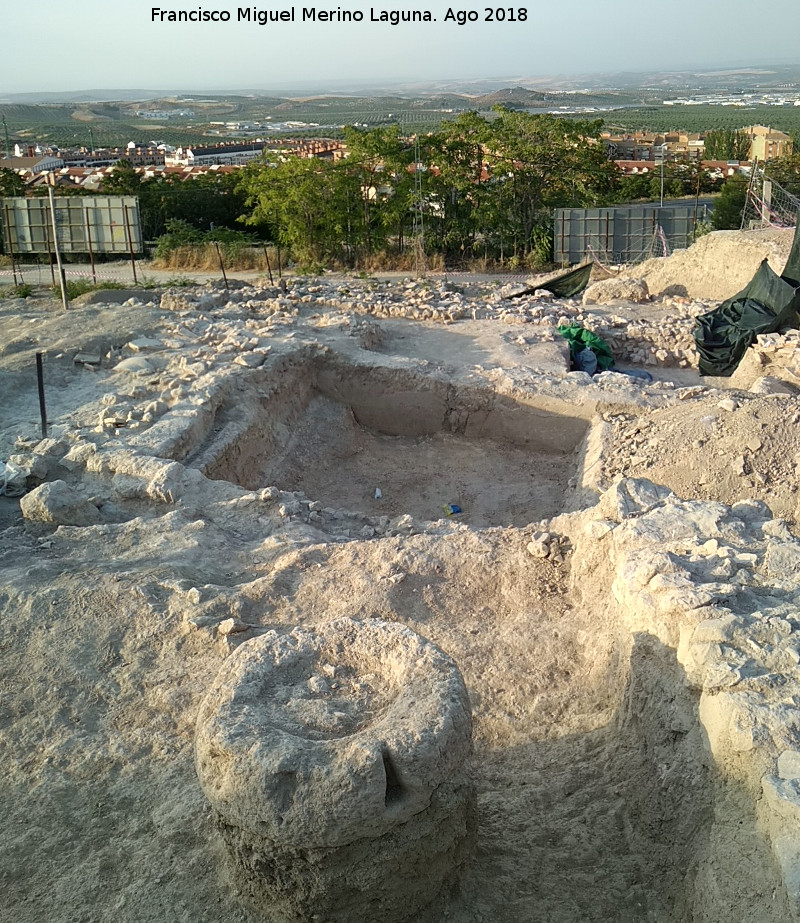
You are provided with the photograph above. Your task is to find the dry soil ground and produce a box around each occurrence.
[2,230,800,923]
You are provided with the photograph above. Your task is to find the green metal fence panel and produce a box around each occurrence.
[1,195,142,255]
[554,204,709,265]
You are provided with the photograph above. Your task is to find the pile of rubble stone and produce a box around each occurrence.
[159,277,712,371]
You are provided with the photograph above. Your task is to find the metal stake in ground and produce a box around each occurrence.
[36,352,47,437]
[263,246,274,285]
[213,241,229,290]
[46,178,69,311]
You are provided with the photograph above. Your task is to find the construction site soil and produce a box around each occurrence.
[3,228,800,923]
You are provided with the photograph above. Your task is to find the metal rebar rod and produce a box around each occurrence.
[36,352,47,437]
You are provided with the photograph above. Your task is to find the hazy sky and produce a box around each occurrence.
[2,0,799,94]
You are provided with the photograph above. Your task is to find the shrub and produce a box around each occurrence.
[0,283,34,299]
[51,278,126,300]
[152,219,268,269]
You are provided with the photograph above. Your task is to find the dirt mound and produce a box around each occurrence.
[599,390,800,522]
[583,276,650,305]
[626,228,795,301]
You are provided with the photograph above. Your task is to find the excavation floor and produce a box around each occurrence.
[256,396,576,527]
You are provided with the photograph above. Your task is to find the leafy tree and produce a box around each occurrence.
[152,217,203,255]
[614,158,721,204]
[478,108,618,260]
[662,157,720,197]
[703,129,751,161]
[711,174,749,229]
[102,160,249,241]
[765,153,800,197]
[341,125,413,256]
[101,159,143,195]
[239,156,358,265]
[614,170,654,203]
[418,111,493,259]
[238,128,417,266]
[0,168,26,255]
[0,167,25,197]
[418,109,618,263]
[152,217,256,261]
[237,111,621,268]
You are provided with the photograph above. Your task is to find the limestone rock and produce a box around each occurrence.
[58,442,97,472]
[20,480,101,526]
[161,292,197,311]
[763,775,800,824]
[772,836,800,922]
[195,618,472,847]
[750,376,800,396]
[764,541,800,578]
[195,618,474,923]
[582,277,650,306]
[114,357,154,374]
[597,476,673,522]
[8,453,48,480]
[778,750,800,781]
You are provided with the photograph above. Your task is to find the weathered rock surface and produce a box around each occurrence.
[9,245,800,923]
[566,476,800,920]
[195,618,474,922]
[583,277,650,305]
[19,479,101,526]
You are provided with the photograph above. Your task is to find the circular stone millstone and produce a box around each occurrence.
[195,617,473,849]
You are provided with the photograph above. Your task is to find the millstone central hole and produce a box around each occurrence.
[382,748,405,807]
[185,360,590,527]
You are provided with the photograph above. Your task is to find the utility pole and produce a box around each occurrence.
[46,173,69,311]
[1,115,10,159]
[658,143,667,207]
[412,135,426,276]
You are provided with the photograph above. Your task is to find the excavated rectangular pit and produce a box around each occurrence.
[184,360,593,528]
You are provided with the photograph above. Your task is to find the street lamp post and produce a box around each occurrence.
[657,143,668,207]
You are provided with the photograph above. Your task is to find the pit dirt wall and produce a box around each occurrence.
[560,478,800,922]
[178,354,595,496]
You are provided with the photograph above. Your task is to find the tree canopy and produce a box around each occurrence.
[0,167,25,197]
[703,129,751,162]
[237,110,621,268]
[101,160,248,240]
[710,174,749,230]
[766,153,800,197]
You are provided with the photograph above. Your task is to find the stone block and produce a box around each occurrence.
[195,618,474,922]
[19,480,101,526]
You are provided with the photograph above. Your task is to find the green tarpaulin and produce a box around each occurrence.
[694,235,800,376]
[510,262,593,300]
[558,323,615,371]
[782,217,800,287]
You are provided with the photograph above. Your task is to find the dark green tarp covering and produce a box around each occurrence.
[782,216,800,287]
[510,262,593,300]
[694,242,800,376]
[558,323,615,371]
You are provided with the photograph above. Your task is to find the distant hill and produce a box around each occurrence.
[3,63,799,105]
[0,89,170,104]
[471,87,550,106]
